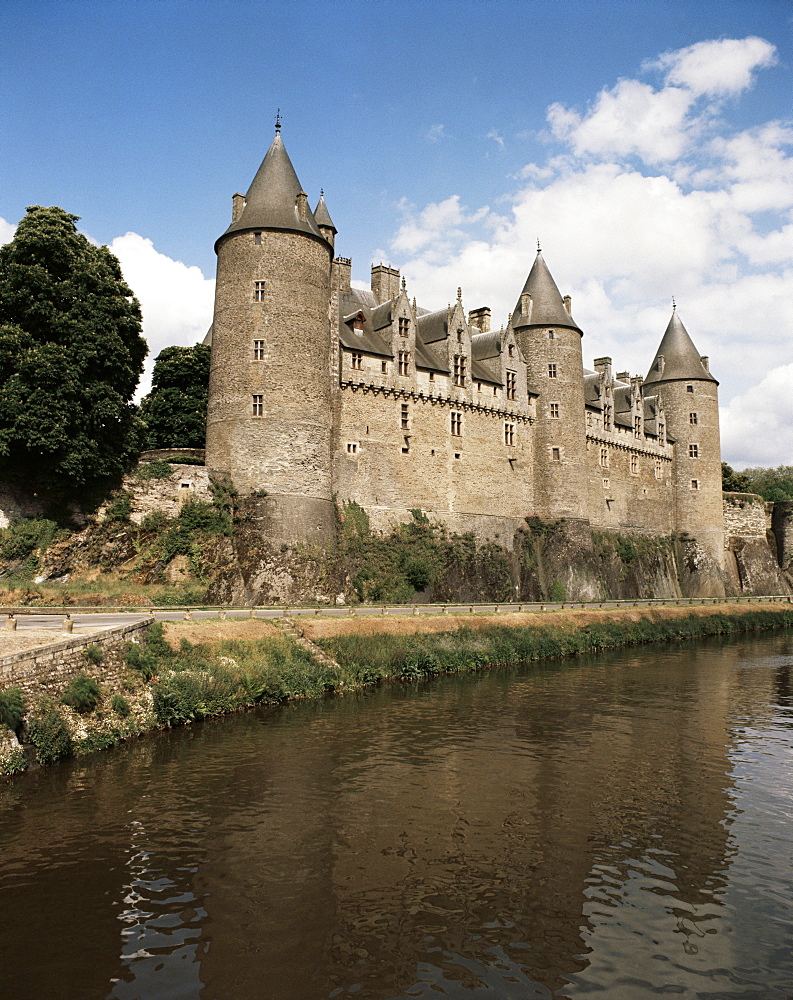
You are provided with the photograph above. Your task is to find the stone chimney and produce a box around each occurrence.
[520,292,533,322]
[468,307,491,333]
[333,257,352,293]
[593,357,612,380]
[563,295,572,316]
[371,264,400,304]
[232,193,246,223]
[295,191,308,223]
[655,354,665,375]
[616,371,630,383]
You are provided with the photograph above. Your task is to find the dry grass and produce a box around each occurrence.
[162,618,282,649]
[298,602,789,640]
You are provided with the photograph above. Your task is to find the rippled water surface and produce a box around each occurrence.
[1,631,792,999]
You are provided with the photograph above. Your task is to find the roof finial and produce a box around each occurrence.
[275,108,282,133]
[672,296,676,312]
[457,286,462,301]
[320,187,324,197]
[537,239,542,253]
[402,275,406,290]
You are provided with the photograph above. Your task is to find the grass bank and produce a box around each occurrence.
[3,604,793,775]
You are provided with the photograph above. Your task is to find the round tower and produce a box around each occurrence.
[511,250,589,520]
[644,309,723,569]
[206,125,335,545]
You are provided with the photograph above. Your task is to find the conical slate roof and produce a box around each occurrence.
[314,191,337,234]
[644,310,717,385]
[511,251,582,333]
[216,131,324,247]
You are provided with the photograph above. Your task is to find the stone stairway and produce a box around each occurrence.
[275,617,342,672]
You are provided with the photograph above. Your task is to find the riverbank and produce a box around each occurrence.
[3,603,793,776]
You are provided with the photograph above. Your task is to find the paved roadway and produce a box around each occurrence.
[2,596,785,633]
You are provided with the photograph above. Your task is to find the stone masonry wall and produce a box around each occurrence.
[114,466,212,525]
[723,492,767,539]
[0,618,152,700]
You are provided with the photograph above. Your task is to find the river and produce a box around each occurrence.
[1,630,791,999]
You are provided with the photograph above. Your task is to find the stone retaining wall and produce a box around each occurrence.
[0,618,153,699]
[723,492,767,539]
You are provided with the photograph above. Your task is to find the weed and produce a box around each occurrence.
[0,749,27,775]
[104,491,133,523]
[549,580,567,602]
[110,693,131,718]
[0,687,26,732]
[83,644,103,666]
[29,709,74,765]
[61,675,101,714]
[135,460,173,481]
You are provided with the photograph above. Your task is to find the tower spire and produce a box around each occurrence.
[275,108,282,133]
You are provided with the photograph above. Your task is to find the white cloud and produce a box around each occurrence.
[486,130,505,149]
[721,363,793,468]
[426,124,447,142]
[109,233,215,398]
[654,36,776,97]
[0,217,16,244]
[383,36,792,465]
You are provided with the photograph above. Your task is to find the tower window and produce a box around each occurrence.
[600,446,608,468]
[655,459,662,479]
[254,232,262,245]
[691,479,700,490]
[450,411,462,437]
[504,421,515,446]
[399,317,409,337]
[551,447,561,461]
[690,412,698,424]
[398,351,410,376]
[346,442,358,455]
[428,371,435,382]
[686,384,694,393]
[251,394,264,416]
[689,443,699,458]
[548,330,555,340]
[548,363,557,379]
[401,403,409,429]
[453,355,467,387]
[351,351,363,370]
[254,281,266,301]
[506,370,517,399]
[549,402,560,418]
[604,403,613,431]
[253,339,265,360]
[381,360,387,373]
[631,454,639,474]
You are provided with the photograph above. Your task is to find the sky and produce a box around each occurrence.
[1,0,791,468]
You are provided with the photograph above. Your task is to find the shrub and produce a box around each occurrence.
[110,693,131,717]
[0,749,27,775]
[0,687,26,732]
[76,731,120,753]
[29,710,74,765]
[549,580,567,602]
[61,674,101,714]
[140,510,170,533]
[104,490,134,523]
[83,644,103,666]
[0,518,61,563]
[135,460,173,480]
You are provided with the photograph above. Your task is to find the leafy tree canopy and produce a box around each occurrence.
[721,462,751,493]
[140,343,210,449]
[0,206,147,496]
[730,464,793,503]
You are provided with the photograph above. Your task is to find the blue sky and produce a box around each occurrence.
[1,0,791,466]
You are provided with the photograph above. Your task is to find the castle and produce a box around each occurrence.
[205,126,725,574]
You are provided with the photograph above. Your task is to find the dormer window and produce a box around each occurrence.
[399,317,409,337]
[353,313,364,333]
[508,344,515,358]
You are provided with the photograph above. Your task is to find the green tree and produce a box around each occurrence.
[721,462,751,493]
[0,206,147,496]
[140,343,210,449]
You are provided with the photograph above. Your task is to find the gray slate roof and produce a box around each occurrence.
[644,311,717,385]
[512,252,582,333]
[338,289,393,357]
[217,132,325,247]
[314,192,337,234]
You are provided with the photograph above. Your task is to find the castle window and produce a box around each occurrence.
[398,351,410,376]
[353,314,364,332]
[689,443,699,458]
[351,351,363,370]
[450,411,462,437]
[691,479,700,490]
[401,403,409,429]
[634,416,641,438]
[476,381,481,392]
[655,459,662,479]
[346,442,358,455]
[548,330,555,340]
[602,477,609,489]
[551,446,561,461]
[453,355,467,387]
[549,402,560,418]
[690,412,698,424]
[254,232,262,245]
[253,340,265,360]
[604,404,613,431]
[658,422,665,441]
[506,370,517,399]
[493,386,498,396]
[504,421,515,446]
[508,344,515,358]
[429,371,435,382]
[600,446,608,468]
[381,360,387,373]
[631,454,639,475]
[251,394,264,416]
[686,384,694,393]
[254,281,266,301]
[399,317,409,337]
[548,363,557,379]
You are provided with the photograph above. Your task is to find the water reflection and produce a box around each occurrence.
[0,633,792,999]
